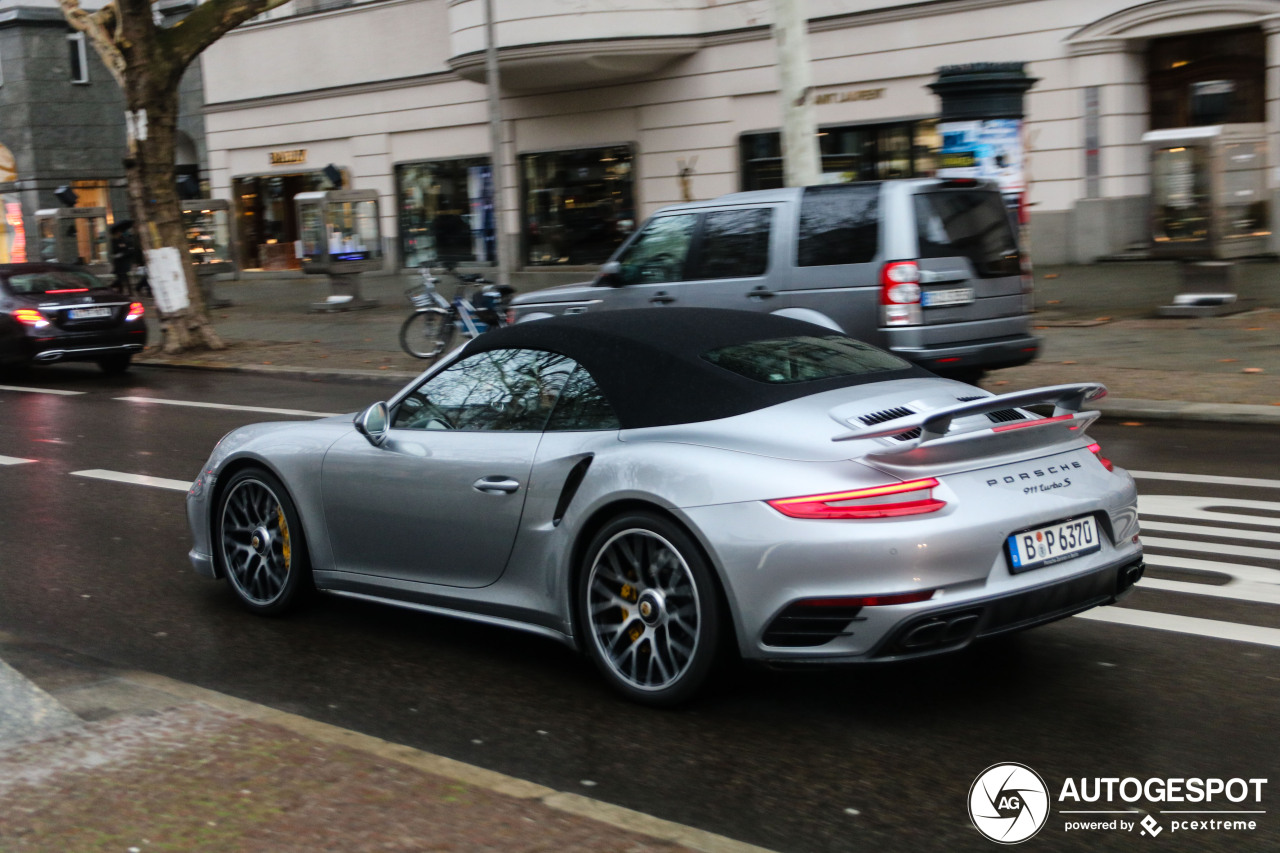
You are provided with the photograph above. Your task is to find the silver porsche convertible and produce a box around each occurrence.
[187,309,1144,705]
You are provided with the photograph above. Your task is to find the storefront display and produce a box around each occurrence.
[396,157,494,268]
[520,145,635,266]
[232,170,337,270]
[740,120,939,191]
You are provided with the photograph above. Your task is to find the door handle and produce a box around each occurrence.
[748,286,775,299]
[473,477,520,494]
[649,291,675,304]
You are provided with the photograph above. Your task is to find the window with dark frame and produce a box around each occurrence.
[520,145,635,267]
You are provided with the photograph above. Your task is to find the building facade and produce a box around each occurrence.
[0,0,211,261]
[199,0,1280,279]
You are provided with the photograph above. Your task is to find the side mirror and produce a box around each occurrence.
[354,401,390,447]
[595,260,624,287]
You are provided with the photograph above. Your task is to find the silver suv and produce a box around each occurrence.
[511,178,1039,380]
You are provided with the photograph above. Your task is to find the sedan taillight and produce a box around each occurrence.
[768,478,945,519]
[12,309,48,328]
[127,302,145,321]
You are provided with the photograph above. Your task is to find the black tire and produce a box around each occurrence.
[215,468,310,616]
[577,511,721,707]
[97,354,132,375]
[399,308,454,360]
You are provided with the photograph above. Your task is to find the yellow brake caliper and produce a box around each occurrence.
[276,506,291,572]
[621,583,642,643]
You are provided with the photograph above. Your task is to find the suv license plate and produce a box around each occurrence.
[68,307,112,319]
[1007,515,1100,573]
[921,287,974,307]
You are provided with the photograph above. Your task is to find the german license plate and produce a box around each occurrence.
[1007,515,1100,573]
[68,307,112,319]
[921,287,974,307]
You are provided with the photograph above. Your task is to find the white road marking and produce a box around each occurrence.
[1145,553,1280,586]
[0,385,83,396]
[1138,577,1280,606]
[1130,470,1280,490]
[114,396,341,418]
[0,455,35,465]
[71,469,191,491]
[1139,494,1280,529]
[1142,535,1278,562]
[1139,519,1280,544]
[1076,607,1280,649]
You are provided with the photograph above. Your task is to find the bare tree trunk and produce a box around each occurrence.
[118,9,223,353]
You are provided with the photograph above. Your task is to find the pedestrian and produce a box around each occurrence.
[109,222,137,294]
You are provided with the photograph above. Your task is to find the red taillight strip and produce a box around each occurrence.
[795,590,936,607]
[1087,442,1115,472]
[45,288,89,294]
[991,413,1076,432]
[768,478,945,519]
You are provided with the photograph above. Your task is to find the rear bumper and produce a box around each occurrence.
[889,332,1040,373]
[763,554,1145,666]
[32,341,145,364]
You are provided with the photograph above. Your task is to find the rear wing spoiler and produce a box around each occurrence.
[831,383,1107,447]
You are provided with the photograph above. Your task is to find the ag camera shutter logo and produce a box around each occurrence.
[969,763,1051,844]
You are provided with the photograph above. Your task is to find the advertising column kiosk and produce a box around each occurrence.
[35,207,111,275]
[294,189,383,311]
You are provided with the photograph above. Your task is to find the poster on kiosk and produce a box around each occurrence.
[937,119,1026,215]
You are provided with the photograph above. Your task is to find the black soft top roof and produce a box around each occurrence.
[460,308,928,429]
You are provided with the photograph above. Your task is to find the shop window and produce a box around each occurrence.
[740,120,938,191]
[68,32,88,84]
[1147,27,1265,130]
[395,158,494,269]
[520,145,635,266]
[232,171,332,270]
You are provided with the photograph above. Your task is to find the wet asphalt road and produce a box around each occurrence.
[0,364,1276,853]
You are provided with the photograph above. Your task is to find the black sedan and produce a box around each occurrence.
[0,263,147,374]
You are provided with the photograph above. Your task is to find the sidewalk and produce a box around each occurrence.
[135,261,1280,422]
[0,632,766,853]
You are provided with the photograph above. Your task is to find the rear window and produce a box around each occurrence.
[702,334,910,384]
[5,270,108,294]
[914,190,1020,277]
[796,184,880,267]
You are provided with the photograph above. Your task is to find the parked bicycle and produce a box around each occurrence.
[399,262,516,360]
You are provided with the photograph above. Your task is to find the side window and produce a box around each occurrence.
[393,349,576,432]
[545,365,621,431]
[796,185,880,266]
[686,208,771,280]
[616,213,697,285]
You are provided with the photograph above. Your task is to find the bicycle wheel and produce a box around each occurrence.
[399,308,455,360]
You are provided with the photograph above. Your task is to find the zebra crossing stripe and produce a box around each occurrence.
[1077,607,1280,649]
[0,455,35,465]
[1130,471,1280,490]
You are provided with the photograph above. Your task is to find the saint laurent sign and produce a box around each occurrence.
[814,89,886,104]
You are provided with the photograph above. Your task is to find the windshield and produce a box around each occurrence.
[5,270,110,295]
[702,334,911,384]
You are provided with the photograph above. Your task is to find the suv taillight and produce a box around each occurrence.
[880,260,921,326]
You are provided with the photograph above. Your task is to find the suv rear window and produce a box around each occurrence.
[914,190,1020,277]
[796,184,880,267]
[702,334,910,384]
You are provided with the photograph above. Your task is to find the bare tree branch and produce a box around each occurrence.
[59,0,127,85]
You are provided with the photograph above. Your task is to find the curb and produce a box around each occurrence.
[133,358,1280,427]
[0,641,773,853]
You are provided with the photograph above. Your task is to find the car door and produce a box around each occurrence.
[608,206,784,312]
[320,348,576,588]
